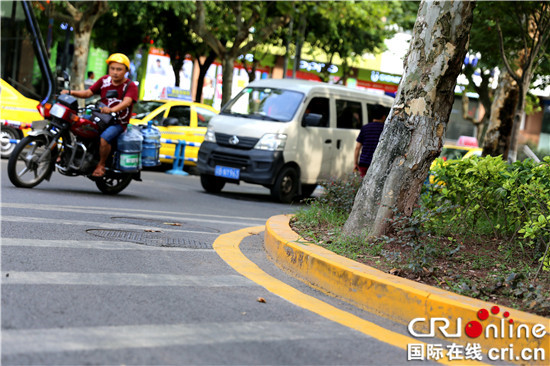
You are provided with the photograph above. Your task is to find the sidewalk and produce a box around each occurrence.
[264,214,549,364]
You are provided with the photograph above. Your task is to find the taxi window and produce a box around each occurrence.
[196,107,216,127]
[148,111,164,126]
[165,106,191,127]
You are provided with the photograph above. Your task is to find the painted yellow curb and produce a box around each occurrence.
[264,214,549,365]
[213,225,487,365]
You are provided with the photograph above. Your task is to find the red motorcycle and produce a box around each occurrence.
[7,91,141,194]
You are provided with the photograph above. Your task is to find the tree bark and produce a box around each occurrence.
[56,1,109,91]
[194,52,216,103]
[482,70,520,158]
[221,54,236,107]
[343,0,476,238]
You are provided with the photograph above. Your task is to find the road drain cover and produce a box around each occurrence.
[110,217,219,234]
[86,229,212,249]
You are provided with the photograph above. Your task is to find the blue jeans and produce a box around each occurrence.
[100,124,125,144]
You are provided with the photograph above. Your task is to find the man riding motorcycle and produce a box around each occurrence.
[62,53,138,177]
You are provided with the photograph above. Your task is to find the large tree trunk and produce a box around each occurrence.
[343,0,475,238]
[482,70,520,158]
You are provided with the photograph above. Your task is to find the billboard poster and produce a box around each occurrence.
[143,49,175,100]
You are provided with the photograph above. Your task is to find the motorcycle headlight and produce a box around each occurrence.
[204,128,216,143]
[254,133,287,151]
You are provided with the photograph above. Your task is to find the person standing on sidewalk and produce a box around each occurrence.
[354,104,389,177]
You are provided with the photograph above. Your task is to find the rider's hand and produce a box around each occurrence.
[61,90,69,95]
[100,107,113,114]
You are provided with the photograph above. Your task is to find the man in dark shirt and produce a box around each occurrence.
[354,104,389,177]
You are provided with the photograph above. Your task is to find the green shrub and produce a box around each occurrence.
[427,156,550,270]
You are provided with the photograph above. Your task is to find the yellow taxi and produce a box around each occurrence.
[0,78,43,158]
[129,100,218,166]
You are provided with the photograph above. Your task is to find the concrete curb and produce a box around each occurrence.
[264,214,549,363]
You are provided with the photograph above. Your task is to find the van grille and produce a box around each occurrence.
[216,133,259,150]
[211,152,249,168]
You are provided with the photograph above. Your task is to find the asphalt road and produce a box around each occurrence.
[1,160,418,365]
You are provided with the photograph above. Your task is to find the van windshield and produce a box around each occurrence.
[221,87,304,122]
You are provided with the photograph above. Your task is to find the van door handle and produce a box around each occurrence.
[336,139,342,149]
[325,139,332,144]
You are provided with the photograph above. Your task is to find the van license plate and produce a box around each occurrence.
[215,165,240,180]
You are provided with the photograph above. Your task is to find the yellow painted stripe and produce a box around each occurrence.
[213,226,489,366]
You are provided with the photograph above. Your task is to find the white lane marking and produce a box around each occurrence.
[1,202,267,225]
[0,238,213,252]
[1,321,353,355]
[1,216,219,235]
[1,271,254,287]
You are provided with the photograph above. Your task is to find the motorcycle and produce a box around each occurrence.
[7,91,140,194]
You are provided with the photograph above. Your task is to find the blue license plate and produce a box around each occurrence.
[215,165,240,180]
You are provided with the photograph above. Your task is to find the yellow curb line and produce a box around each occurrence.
[213,225,488,365]
[264,215,549,365]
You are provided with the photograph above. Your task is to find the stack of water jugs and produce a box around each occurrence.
[116,121,161,172]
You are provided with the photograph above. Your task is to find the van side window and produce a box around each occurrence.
[336,100,362,129]
[304,97,330,127]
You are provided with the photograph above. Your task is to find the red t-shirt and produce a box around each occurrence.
[89,75,138,125]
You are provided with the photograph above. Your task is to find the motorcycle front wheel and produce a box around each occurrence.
[95,172,133,195]
[8,135,53,188]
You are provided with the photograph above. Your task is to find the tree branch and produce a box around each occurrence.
[496,21,522,85]
[191,2,226,57]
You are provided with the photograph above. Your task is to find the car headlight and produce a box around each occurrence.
[254,133,287,151]
[204,128,216,143]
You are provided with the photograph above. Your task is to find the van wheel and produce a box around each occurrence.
[200,174,225,193]
[271,166,299,203]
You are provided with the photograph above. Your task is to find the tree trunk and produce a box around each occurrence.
[194,52,216,103]
[221,54,236,107]
[343,0,476,238]
[71,27,92,91]
[482,70,519,158]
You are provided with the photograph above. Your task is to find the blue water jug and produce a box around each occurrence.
[140,121,161,167]
[117,125,143,172]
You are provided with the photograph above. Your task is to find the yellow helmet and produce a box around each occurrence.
[105,53,130,70]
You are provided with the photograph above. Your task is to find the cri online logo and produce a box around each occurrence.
[466,306,511,338]
[408,306,547,339]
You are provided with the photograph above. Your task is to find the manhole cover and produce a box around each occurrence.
[86,229,212,249]
[110,217,220,234]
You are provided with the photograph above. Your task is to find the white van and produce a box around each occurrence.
[197,78,394,202]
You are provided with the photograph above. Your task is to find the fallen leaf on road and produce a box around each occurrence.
[163,222,182,226]
[257,297,266,303]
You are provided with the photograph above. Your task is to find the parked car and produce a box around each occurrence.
[0,78,43,158]
[129,100,218,166]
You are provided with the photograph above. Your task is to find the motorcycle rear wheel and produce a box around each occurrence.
[95,172,133,195]
[8,135,53,188]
